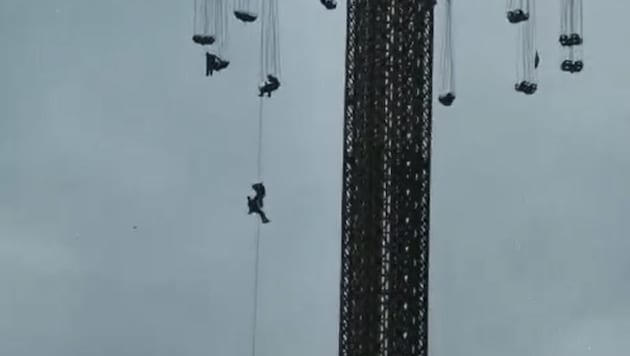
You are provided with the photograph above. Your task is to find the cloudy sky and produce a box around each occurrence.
[0,1,629,356]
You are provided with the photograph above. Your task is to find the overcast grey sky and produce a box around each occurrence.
[0,1,629,356]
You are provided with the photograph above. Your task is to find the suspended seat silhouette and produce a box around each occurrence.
[559,33,583,46]
[514,81,537,95]
[193,34,215,46]
[559,34,569,46]
[258,75,280,97]
[506,9,529,24]
[438,92,455,106]
[206,52,230,76]
[234,10,257,22]
[321,0,337,10]
[568,33,583,46]
[561,59,583,73]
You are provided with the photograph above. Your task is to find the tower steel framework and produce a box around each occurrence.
[338,1,435,356]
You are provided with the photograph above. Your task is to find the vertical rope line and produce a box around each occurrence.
[439,0,447,93]
[561,0,567,35]
[251,4,266,355]
[251,222,261,356]
[532,0,537,81]
[580,0,584,58]
[447,0,454,93]
[194,0,198,35]
[525,7,529,82]
[204,0,209,34]
[516,26,524,83]
[259,0,265,82]
[274,0,281,77]
[257,97,264,180]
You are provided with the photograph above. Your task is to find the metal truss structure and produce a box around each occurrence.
[339,1,435,356]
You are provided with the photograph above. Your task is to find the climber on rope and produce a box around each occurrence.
[206,52,230,76]
[321,0,337,10]
[258,75,280,97]
[247,183,270,224]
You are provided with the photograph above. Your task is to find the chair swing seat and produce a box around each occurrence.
[321,0,337,10]
[438,92,455,106]
[234,11,257,23]
[193,35,215,46]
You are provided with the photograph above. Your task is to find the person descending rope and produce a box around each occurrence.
[321,0,337,10]
[258,75,280,97]
[247,183,270,223]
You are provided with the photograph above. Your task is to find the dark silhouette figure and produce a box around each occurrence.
[561,59,583,73]
[258,75,280,97]
[535,51,540,68]
[568,33,583,46]
[193,35,215,46]
[559,33,583,47]
[559,34,569,46]
[234,10,257,22]
[206,53,230,76]
[515,81,537,95]
[321,0,337,10]
[438,92,456,106]
[247,183,270,224]
[506,9,529,24]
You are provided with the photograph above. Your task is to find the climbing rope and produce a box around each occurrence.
[257,97,264,180]
[438,0,455,106]
[250,222,261,356]
[260,0,282,80]
[250,7,269,356]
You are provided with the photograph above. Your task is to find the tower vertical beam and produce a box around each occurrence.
[339,1,435,356]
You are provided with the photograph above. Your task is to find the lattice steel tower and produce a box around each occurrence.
[339,1,435,356]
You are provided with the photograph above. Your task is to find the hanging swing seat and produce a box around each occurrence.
[568,33,583,46]
[524,82,537,95]
[206,53,230,76]
[215,57,230,71]
[258,75,281,97]
[321,0,337,10]
[193,35,215,46]
[559,34,583,47]
[438,92,455,106]
[561,59,573,72]
[515,81,537,95]
[559,34,569,46]
[561,59,583,73]
[506,9,529,24]
[234,10,257,22]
